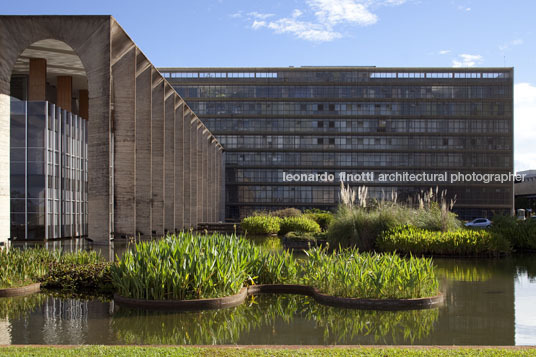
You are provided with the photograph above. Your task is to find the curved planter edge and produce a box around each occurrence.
[113,287,248,311]
[0,282,41,298]
[113,284,443,311]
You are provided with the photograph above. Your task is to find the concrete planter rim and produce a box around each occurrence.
[114,283,443,311]
[0,282,41,298]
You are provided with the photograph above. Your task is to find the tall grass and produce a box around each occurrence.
[302,247,439,299]
[0,248,104,289]
[328,184,462,249]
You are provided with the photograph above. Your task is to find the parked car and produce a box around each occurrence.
[465,218,492,228]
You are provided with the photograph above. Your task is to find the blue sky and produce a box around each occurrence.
[3,0,536,170]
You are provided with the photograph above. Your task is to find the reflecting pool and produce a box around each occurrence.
[1,250,536,345]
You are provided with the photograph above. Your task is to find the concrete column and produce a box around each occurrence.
[203,134,209,223]
[151,77,164,236]
[0,94,9,243]
[56,76,72,112]
[198,127,204,224]
[79,89,88,120]
[28,58,46,101]
[174,102,184,230]
[183,110,191,229]
[190,119,198,228]
[112,48,136,238]
[164,87,175,234]
[210,142,216,222]
[135,63,152,237]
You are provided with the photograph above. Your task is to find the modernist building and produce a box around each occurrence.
[0,16,224,243]
[162,67,514,220]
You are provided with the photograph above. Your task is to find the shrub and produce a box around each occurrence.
[413,203,462,232]
[304,212,333,231]
[279,216,321,235]
[377,225,511,256]
[269,208,302,218]
[327,205,407,250]
[42,262,113,295]
[241,215,281,235]
[491,215,536,250]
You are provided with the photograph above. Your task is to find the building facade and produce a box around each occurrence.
[0,16,225,243]
[162,67,514,220]
[10,98,88,240]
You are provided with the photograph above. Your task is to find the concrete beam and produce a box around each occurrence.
[182,110,191,229]
[151,75,164,236]
[135,63,152,237]
[164,88,175,233]
[174,102,184,230]
[190,118,198,228]
[0,94,9,243]
[112,47,136,238]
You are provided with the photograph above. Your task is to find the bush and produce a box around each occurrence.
[327,205,408,250]
[304,212,333,231]
[279,216,321,235]
[413,203,462,232]
[241,215,281,235]
[42,262,113,295]
[377,225,511,256]
[491,215,536,250]
[269,208,302,218]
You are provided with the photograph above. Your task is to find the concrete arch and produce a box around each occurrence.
[0,16,224,244]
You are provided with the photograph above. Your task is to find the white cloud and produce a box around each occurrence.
[265,18,343,42]
[242,0,408,42]
[439,50,451,55]
[251,20,266,29]
[230,12,243,18]
[499,38,524,51]
[308,0,378,26]
[452,54,483,67]
[248,11,275,20]
[457,5,471,11]
[515,83,536,171]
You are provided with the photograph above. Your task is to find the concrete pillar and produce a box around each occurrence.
[135,63,152,237]
[112,48,136,238]
[79,89,88,119]
[0,94,9,243]
[151,77,164,236]
[28,58,46,101]
[164,87,175,234]
[203,134,209,223]
[56,76,72,112]
[197,126,204,224]
[183,110,191,229]
[174,102,184,230]
[190,118,198,228]
[210,142,216,223]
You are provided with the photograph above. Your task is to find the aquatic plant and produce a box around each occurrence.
[241,215,281,235]
[377,225,511,256]
[302,247,439,299]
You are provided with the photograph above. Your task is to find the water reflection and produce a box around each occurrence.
[1,249,536,345]
[111,296,438,345]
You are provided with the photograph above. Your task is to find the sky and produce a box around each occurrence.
[3,0,536,171]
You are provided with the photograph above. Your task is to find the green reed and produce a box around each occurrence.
[0,247,104,289]
[302,247,439,299]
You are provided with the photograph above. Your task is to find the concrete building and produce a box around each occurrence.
[515,170,536,214]
[162,67,514,220]
[0,16,224,244]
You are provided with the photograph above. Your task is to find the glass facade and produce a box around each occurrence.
[10,98,88,239]
[163,68,514,220]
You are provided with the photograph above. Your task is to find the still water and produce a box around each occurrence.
[1,242,536,345]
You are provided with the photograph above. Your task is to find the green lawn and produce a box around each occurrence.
[0,346,535,357]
